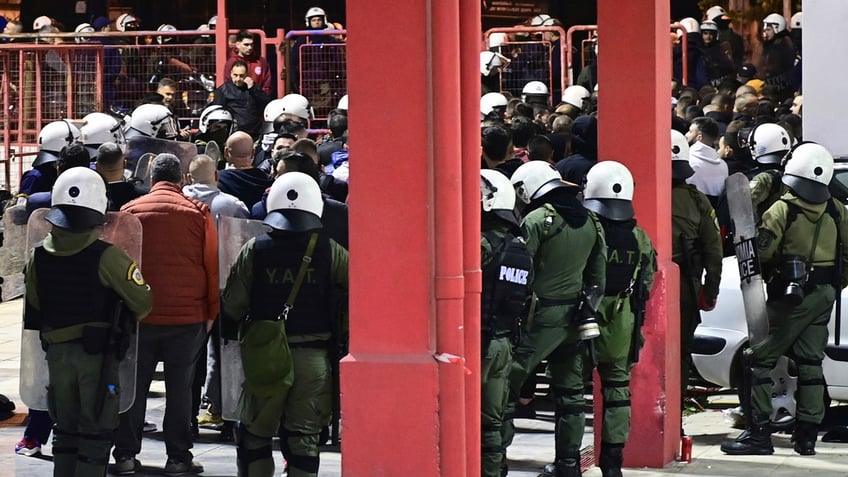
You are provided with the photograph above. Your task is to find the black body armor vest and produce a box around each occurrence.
[481,230,533,333]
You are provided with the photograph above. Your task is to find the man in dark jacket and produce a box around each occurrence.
[212,61,272,140]
[218,131,274,210]
[758,13,797,103]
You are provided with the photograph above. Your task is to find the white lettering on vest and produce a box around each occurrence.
[499,265,528,285]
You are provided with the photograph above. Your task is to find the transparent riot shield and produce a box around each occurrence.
[20,210,143,413]
[204,140,220,165]
[0,203,29,301]
[126,136,197,173]
[218,215,269,420]
[132,152,157,190]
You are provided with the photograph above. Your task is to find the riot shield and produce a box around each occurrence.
[125,136,197,173]
[20,210,143,413]
[133,152,157,190]
[218,215,269,420]
[204,140,220,165]
[726,172,769,346]
[0,203,29,301]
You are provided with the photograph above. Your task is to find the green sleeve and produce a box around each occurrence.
[698,196,724,297]
[636,227,658,293]
[749,172,774,212]
[584,214,607,291]
[520,209,545,259]
[221,238,256,323]
[330,239,349,288]
[99,246,153,321]
[481,235,492,265]
[24,249,39,310]
[836,201,848,288]
[757,200,788,266]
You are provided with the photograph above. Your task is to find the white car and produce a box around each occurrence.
[691,161,848,427]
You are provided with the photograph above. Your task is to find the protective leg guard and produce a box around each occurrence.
[599,442,623,477]
[792,420,818,456]
[235,424,275,477]
[720,420,774,455]
[51,446,78,477]
[76,453,110,477]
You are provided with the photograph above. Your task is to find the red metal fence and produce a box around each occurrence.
[285,29,347,124]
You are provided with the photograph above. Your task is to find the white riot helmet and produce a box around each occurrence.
[488,32,507,48]
[481,169,520,226]
[511,161,566,205]
[264,171,324,231]
[678,17,700,34]
[790,12,802,30]
[480,92,508,120]
[671,129,695,180]
[305,7,327,26]
[278,94,315,122]
[583,161,635,220]
[337,94,349,111]
[199,105,234,134]
[35,120,82,167]
[562,85,591,111]
[33,16,52,31]
[46,167,107,230]
[763,13,787,35]
[529,14,555,27]
[127,103,178,139]
[74,23,95,43]
[156,24,177,44]
[81,112,126,157]
[480,51,508,76]
[700,20,719,33]
[116,13,139,32]
[748,123,791,165]
[782,142,834,203]
[521,81,549,105]
[208,15,218,29]
[706,6,727,22]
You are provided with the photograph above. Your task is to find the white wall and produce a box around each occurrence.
[804,2,848,157]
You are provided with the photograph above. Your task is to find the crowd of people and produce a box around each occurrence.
[3,3,844,477]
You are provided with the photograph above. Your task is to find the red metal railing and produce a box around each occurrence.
[483,26,567,104]
[0,28,288,192]
[285,29,347,124]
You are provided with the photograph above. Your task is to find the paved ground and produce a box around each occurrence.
[1,297,848,476]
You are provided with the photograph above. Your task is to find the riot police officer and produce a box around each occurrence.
[23,167,152,477]
[582,161,657,477]
[480,169,533,477]
[505,161,606,477]
[722,142,848,456]
[671,129,723,408]
[222,172,348,477]
[747,122,792,217]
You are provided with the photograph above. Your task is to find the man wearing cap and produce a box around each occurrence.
[26,143,92,218]
[24,166,152,477]
[671,129,723,414]
[222,171,348,477]
[113,154,217,475]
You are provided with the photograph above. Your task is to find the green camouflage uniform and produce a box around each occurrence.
[672,181,723,398]
[506,201,606,467]
[750,193,848,427]
[25,227,152,477]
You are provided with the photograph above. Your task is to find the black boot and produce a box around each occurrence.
[599,442,624,477]
[538,457,581,477]
[792,421,818,456]
[720,422,774,455]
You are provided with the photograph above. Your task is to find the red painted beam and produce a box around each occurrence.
[596,0,681,468]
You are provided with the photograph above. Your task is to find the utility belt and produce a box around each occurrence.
[288,340,330,350]
[536,295,580,308]
[807,266,837,287]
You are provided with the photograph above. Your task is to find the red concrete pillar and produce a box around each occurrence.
[341,0,480,475]
[596,0,681,468]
